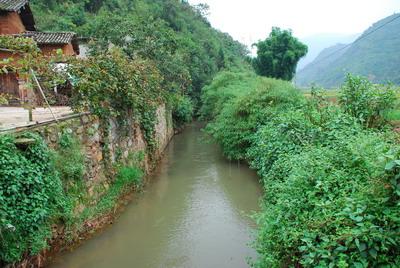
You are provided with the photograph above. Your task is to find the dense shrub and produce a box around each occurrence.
[247,104,361,179]
[339,74,397,128]
[199,70,257,120]
[203,71,304,159]
[0,130,146,265]
[172,94,194,128]
[201,71,400,267]
[256,133,400,267]
[0,134,67,263]
[70,48,163,121]
[115,167,143,188]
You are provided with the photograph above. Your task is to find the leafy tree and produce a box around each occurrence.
[253,27,307,80]
[30,0,249,106]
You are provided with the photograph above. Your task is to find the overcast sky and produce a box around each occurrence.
[188,0,400,47]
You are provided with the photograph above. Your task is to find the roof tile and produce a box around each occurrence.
[19,31,76,45]
[0,0,29,12]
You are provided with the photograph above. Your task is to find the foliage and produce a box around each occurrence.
[199,70,257,120]
[0,133,67,263]
[0,36,39,54]
[339,74,397,128]
[0,129,144,265]
[252,27,307,81]
[69,48,163,151]
[201,70,400,267]
[55,131,85,183]
[79,166,143,222]
[296,13,400,88]
[115,167,143,188]
[0,36,68,105]
[70,48,162,119]
[202,71,304,160]
[0,94,10,105]
[255,134,400,267]
[30,0,249,106]
[172,94,193,128]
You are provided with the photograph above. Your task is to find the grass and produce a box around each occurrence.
[78,166,143,223]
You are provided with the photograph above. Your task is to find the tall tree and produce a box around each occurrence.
[253,27,307,80]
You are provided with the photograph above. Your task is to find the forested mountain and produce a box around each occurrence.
[296,13,400,88]
[297,33,358,71]
[30,0,249,104]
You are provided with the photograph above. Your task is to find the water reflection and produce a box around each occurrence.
[51,123,262,268]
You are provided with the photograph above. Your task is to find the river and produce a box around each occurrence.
[51,123,262,268]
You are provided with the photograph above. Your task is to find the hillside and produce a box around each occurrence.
[30,0,249,103]
[296,13,400,88]
[297,33,358,71]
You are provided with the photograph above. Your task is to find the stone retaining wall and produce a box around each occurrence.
[16,104,173,200]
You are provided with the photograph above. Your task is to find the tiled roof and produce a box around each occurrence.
[0,0,29,12]
[20,31,76,45]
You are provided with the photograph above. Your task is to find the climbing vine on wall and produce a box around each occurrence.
[0,36,39,55]
[69,48,164,151]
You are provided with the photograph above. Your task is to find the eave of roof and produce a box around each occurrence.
[0,0,36,31]
[0,0,29,12]
[21,31,76,45]
[12,31,80,54]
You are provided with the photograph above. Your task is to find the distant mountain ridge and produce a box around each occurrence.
[297,33,359,71]
[296,13,400,88]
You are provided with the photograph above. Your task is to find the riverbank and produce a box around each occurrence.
[200,70,400,267]
[1,105,175,268]
[50,123,262,268]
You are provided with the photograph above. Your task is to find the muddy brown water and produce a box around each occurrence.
[50,123,262,268]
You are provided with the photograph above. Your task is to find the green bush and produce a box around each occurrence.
[172,94,193,128]
[339,74,397,128]
[247,105,361,179]
[70,48,163,152]
[0,133,67,263]
[202,71,400,267]
[203,72,304,160]
[200,71,257,120]
[255,132,400,267]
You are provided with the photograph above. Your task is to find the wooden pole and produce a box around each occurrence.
[28,107,32,122]
[30,69,58,122]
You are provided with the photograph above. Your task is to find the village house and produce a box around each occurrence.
[0,0,79,104]
[0,0,35,34]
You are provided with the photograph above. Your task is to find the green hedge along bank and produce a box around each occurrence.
[201,71,400,267]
